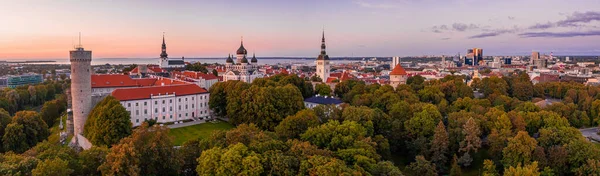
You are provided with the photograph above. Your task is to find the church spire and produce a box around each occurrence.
[160,32,168,58]
[320,29,327,55]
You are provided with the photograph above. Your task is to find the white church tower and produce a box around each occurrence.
[316,30,330,82]
[69,35,92,136]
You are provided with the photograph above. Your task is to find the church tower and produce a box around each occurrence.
[316,30,330,82]
[159,33,169,68]
[69,35,92,136]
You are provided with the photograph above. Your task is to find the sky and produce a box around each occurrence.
[1,0,600,59]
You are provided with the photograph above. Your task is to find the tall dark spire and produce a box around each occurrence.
[317,30,329,60]
[320,29,326,55]
[160,32,168,58]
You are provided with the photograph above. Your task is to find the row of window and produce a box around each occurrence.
[127,95,208,107]
[133,110,209,123]
[130,102,208,115]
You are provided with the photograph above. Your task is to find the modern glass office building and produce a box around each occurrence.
[7,74,43,88]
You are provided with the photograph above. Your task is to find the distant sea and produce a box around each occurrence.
[12,57,373,66]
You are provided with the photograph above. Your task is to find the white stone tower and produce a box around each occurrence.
[70,35,92,136]
[316,30,330,82]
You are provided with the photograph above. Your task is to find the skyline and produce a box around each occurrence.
[1,0,600,59]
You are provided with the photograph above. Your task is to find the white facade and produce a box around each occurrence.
[316,60,330,82]
[70,47,92,135]
[121,92,210,127]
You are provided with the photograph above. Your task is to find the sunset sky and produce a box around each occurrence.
[1,0,600,59]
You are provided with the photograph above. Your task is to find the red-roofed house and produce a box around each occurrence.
[112,84,210,126]
[173,71,220,89]
[389,64,408,88]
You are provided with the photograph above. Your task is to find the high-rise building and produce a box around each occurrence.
[70,40,92,136]
[391,56,400,68]
[531,51,540,63]
[473,48,483,66]
[316,30,330,82]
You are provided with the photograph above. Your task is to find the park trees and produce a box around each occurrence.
[227,84,304,130]
[196,143,263,176]
[7,111,49,152]
[407,155,437,176]
[31,158,73,176]
[84,96,132,147]
[100,123,181,176]
[502,131,538,167]
[275,109,320,140]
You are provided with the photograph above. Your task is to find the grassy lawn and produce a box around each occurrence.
[169,121,235,146]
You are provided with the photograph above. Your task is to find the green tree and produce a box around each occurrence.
[100,123,181,176]
[407,155,437,176]
[196,143,263,176]
[185,63,208,73]
[84,96,132,146]
[405,105,441,138]
[482,159,498,176]
[275,109,320,140]
[79,146,109,176]
[431,121,449,172]
[407,75,426,92]
[40,100,60,127]
[227,84,304,130]
[0,109,11,152]
[502,131,538,167]
[315,83,332,96]
[449,154,462,176]
[0,152,39,175]
[31,158,73,176]
[503,162,540,176]
[2,123,28,153]
[574,159,600,176]
[11,111,49,149]
[179,139,202,176]
[301,120,367,151]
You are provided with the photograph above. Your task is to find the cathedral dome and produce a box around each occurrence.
[226,54,234,63]
[237,42,247,55]
[251,53,257,63]
[241,55,249,63]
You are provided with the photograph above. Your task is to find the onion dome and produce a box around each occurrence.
[226,54,233,63]
[251,53,257,63]
[237,39,247,55]
[241,55,249,63]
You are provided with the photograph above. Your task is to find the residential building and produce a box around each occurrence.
[112,84,210,127]
[304,95,343,108]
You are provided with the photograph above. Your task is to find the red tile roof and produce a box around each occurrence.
[179,71,218,80]
[134,78,158,86]
[154,78,188,86]
[390,64,407,75]
[91,75,139,88]
[111,84,208,101]
[326,77,338,83]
